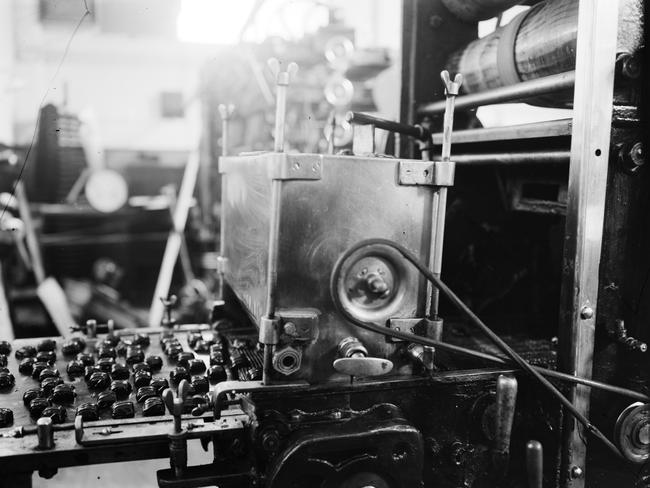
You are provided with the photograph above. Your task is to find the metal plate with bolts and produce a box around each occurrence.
[75,412,246,446]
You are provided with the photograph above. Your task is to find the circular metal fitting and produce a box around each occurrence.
[272,347,302,376]
[338,337,367,358]
[331,242,411,323]
[614,402,650,463]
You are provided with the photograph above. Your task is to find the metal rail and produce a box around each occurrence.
[418,71,576,114]
[432,150,570,165]
[345,111,430,141]
[431,119,572,145]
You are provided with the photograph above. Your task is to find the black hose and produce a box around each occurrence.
[330,238,626,460]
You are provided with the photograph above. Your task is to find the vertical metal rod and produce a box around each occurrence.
[428,72,462,319]
[262,60,297,384]
[558,0,619,485]
[217,104,234,302]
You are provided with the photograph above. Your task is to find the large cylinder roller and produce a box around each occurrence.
[446,0,644,102]
[441,0,525,23]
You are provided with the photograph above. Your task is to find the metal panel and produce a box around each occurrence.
[221,153,434,382]
[558,0,619,486]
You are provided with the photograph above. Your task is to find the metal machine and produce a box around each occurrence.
[0,1,647,487]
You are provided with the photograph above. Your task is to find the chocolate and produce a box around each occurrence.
[0,341,11,355]
[18,357,36,375]
[0,371,15,389]
[133,370,152,388]
[97,357,116,373]
[61,340,82,356]
[187,359,206,375]
[97,346,116,359]
[87,371,110,390]
[28,398,50,418]
[23,388,42,406]
[76,353,94,366]
[132,362,151,373]
[40,376,63,396]
[15,345,36,360]
[142,397,165,416]
[110,380,132,400]
[190,375,209,394]
[38,367,59,382]
[41,405,66,424]
[36,350,56,364]
[37,339,56,352]
[84,365,102,381]
[51,384,76,404]
[207,365,227,384]
[0,407,13,427]
[66,360,85,378]
[176,352,195,368]
[145,355,163,372]
[126,346,144,365]
[150,377,169,395]
[110,363,130,381]
[31,362,49,380]
[135,386,156,403]
[0,354,7,367]
[76,402,99,421]
[170,367,190,385]
[97,391,117,409]
[111,400,134,419]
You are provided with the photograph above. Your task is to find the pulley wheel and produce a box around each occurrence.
[331,242,410,323]
[614,402,650,464]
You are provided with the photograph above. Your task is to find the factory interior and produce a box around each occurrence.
[0,0,647,487]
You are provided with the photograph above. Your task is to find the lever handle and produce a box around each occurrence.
[526,440,543,488]
[333,357,393,377]
[493,374,518,473]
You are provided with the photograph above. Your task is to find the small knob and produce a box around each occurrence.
[37,417,54,450]
[366,272,390,296]
[526,440,543,488]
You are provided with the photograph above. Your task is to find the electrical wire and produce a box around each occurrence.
[330,238,632,460]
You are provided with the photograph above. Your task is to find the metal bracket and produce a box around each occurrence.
[386,318,424,342]
[277,309,319,342]
[219,153,322,181]
[398,160,455,187]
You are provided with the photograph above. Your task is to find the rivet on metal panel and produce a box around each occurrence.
[580,306,594,320]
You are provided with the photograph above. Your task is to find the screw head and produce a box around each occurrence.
[580,306,594,320]
[570,466,584,479]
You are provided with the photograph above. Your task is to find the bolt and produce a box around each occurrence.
[570,466,584,479]
[580,306,594,320]
[283,322,297,336]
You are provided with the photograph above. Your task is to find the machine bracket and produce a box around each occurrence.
[398,160,455,187]
[219,153,322,181]
[386,318,424,342]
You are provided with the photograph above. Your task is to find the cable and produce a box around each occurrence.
[330,238,629,460]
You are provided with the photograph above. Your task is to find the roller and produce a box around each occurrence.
[441,0,525,23]
[446,0,644,103]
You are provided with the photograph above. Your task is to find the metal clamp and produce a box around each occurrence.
[259,316,280,345]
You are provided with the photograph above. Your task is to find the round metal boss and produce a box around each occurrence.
[331,242,410,323]
[614,402,650,464]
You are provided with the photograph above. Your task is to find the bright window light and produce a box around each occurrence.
[177,0,256,44]
[177,0,330,44]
